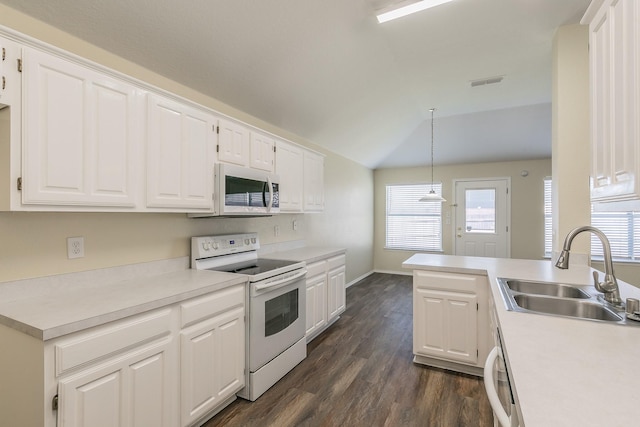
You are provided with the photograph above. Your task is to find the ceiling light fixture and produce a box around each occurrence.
[419,108,446,203]
[376,0,454,24]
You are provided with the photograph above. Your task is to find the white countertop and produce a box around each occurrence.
[0,261,246,340]
[403,254,640,427]
[262,246,346,264]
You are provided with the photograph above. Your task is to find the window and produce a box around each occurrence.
[465,188,496,233]
[386,183,443,251]
[543,177,640,261]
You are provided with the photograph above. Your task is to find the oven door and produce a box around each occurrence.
[249,270,306,372]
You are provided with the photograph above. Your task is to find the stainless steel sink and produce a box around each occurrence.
[497,277,635,325]
[505,279,591,299]
[512,294,622,322]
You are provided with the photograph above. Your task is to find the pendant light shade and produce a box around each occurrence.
[420,108,446,202]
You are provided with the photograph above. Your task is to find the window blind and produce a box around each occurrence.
[544,177,640,261]
[386,183,443,251]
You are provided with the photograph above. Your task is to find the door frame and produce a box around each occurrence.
[452,177,512,258]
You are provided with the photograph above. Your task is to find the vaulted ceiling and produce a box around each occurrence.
[0,0,591,168]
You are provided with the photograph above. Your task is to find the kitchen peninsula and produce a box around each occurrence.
[404,254,640,427]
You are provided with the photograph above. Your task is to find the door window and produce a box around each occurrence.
[465,188,496,233]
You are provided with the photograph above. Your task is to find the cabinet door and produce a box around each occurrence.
[305,274,327,338]
[327,265,346,320]
[250,131,275,172]
[57,337,175,427]
[217,118,250,167]
[589,0,639,202]
[275,140,304,212]
[413,288,478,365]
[22,47,142,207]
[303,150,324,212]
[147,94,215,209]
[180,306,244,427]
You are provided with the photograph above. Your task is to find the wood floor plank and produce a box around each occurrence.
[203,273,494,427]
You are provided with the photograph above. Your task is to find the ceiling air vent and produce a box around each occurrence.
[470,76,504,87]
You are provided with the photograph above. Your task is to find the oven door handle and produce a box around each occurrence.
[254,269,307,291]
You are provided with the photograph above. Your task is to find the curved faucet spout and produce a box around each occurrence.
[554,226,622,306]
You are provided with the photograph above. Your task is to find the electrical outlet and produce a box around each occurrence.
[274,225,280,237]
[67,237,85,259]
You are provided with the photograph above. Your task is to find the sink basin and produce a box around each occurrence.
[512,294,623,322]
[505,279,591,299]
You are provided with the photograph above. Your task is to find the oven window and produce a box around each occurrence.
[225,176,268,207]
[265,289,299,337]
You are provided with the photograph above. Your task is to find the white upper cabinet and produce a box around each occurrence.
[585,0,640,202]
[22,46,143,207]
[303,150,325,212]
[147,94,216,210]
[275,140,304,212]
[249,131,275,172]
[217,118,250,167]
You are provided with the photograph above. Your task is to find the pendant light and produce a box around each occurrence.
[419,108,446,202]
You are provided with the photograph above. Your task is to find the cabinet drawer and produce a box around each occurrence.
[180,284,244,329]
[326,254,346,270]
[55,308,172,376]
[306,260,327,278]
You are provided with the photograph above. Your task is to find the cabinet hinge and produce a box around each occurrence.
[216,125,219,134]
[2,76,5,90]
[17,58,22,73]
[52,394,59,411]
[477,349,479,357]
[216,144,219,153]
[476,302,479,311]
[2,47,5,61]
[273,145,276,153]
[17,177,22,191]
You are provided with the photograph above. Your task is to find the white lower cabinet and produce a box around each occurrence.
[180,305,244,427]
[327,261,346,320]
[57,336,175,427]
[303,253,346,342]
[305,267,328,337]
[412,269,490,376]
[0,283,245,427]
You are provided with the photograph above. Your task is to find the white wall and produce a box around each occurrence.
[0,4,374,284]
[551,24,591,261]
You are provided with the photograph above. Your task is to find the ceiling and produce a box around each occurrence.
[0,0,591,169]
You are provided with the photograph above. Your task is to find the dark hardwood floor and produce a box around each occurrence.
[204,273,494,427]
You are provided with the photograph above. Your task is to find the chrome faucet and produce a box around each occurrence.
[555,226,623,307]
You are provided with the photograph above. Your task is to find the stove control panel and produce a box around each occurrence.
[191,232,260,260]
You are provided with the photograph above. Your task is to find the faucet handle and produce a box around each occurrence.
[592,271,601,290]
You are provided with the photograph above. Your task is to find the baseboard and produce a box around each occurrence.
[346,270,375,288]
[373,269,413,276]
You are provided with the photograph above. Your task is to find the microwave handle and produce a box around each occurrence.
[266,176,274,211]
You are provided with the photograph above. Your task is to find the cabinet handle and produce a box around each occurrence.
[2,76,4,90]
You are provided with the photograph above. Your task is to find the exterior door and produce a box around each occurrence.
[454,178,510,258]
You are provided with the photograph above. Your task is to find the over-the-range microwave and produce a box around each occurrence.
[191,163,280,217]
